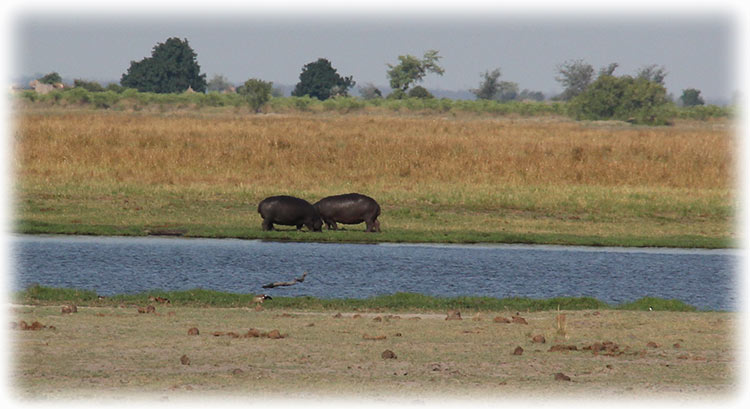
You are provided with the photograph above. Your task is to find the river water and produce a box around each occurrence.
[10,235,740,311]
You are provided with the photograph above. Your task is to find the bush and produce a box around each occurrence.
[386,89,407,100]
[407,85,434,99]
[567,75,671,125]
[74,79,105,92]
[90,91,120,109]
[62,87,91,104]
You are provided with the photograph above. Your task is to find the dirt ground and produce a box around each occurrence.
[7,303,739,403]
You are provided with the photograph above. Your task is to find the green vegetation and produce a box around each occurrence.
[14,110,734,249]
[13,88,733,120]
[120,37,206,93]
[568,74,671,125]
[292,58,355,100]
[15,285,701,311]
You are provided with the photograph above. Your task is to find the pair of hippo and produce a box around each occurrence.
[257,193,381,233]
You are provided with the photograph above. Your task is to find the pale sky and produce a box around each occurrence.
[5,2,744,102]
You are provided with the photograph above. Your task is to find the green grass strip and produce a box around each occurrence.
[14,285,701,312]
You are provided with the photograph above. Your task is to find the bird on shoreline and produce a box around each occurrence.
[253,294,272,305]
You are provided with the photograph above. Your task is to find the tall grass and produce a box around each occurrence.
[15,110,733,190]
[13,109,735,246]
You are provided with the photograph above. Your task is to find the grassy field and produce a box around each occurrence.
[12,107,735,247]
[9,302,737,400]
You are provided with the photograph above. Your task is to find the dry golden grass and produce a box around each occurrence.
[15,110,733,191]
[12,109,736,245]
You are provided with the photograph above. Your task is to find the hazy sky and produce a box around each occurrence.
[7,3,741,101]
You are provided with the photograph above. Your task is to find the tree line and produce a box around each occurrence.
[31,37,713,125]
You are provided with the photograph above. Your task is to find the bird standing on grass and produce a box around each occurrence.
[253,294,272,305]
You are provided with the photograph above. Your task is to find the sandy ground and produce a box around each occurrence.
[7,303,740,403]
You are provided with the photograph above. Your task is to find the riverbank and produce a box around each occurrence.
[14,285,703,312]
[13,108,735,249]
[10,302,736,399]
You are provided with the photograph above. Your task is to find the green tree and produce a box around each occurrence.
[497,81,520,102]
[636,64,668,86]
[519,89,545,101]
[39,72,62,84]
[292,58,355,100]
[471,68,501,100]
[359,83,383,100]
[680,88,705,106]
[386,50,444,92]
[567,74,671,125]
[206,74,233,92]
[237,78,273,113]
[598,63,619,77]
[120,37,207,93]
[555,59,594,101]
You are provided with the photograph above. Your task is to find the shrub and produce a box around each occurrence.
[90,91,120,109]
[62,87,91,104]
[567,75,671,125]
[74,79,105,92]
[407,85,434,99]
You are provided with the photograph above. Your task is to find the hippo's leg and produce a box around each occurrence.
[371,219,381,233]
[296,224,303,231]
[262,219,274,231]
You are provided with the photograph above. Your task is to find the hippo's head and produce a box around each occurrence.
[311,217,323,232]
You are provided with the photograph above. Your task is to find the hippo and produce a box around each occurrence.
[257,195,322,232]
[313,193,381,232]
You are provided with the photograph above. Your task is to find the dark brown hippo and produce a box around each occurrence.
[313,193,381,232]
[257,195,322,232]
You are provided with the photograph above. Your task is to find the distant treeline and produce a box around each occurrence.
[14,88,733,121]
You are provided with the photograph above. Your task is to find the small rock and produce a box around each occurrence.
[180,355,190,365]
[373,316,382,322]
[673,343,681,349]
[554,372,571,381]
[231,368,244,375]
[513,346,524,355]
[381,349,397,359]
[61,305,77,314]
[532,335,546,343]
[511,316,528,325]
[333,312,342,318]
[187,327,199,336]
[646,341,659,348]
[493,316,511,323]
[29,321,45,331]
[445,310,462,320]
[266,329,284,339]
[245,328,261,338]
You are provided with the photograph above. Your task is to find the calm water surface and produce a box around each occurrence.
[11,235,739,311]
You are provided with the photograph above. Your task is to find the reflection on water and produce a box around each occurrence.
[11,235,739,311]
